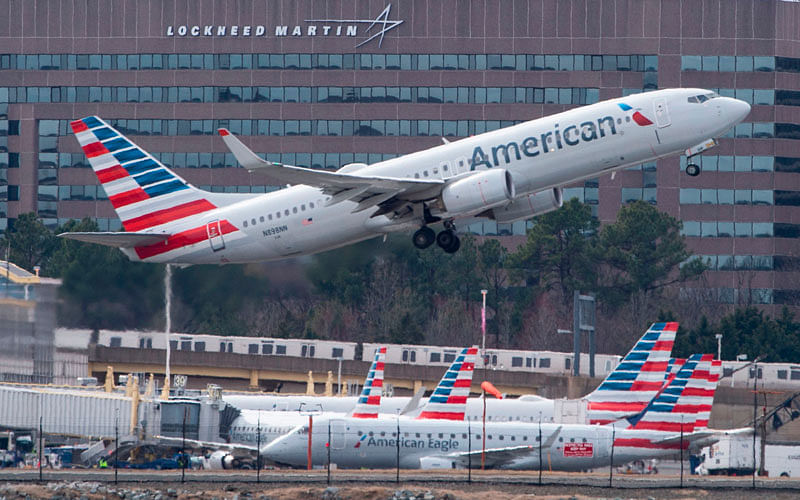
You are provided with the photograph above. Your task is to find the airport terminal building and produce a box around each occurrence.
[0,0,798,308]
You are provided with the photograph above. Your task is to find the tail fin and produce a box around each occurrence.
[350,346,387,419]
[585,322,678,424]
[417,346,478,421]
[70,116,225,233]
[628,353,716,432]
[691,358,721,430]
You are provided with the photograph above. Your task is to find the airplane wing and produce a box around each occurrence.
[153,435,257,456]
[218,129,444,215]
[399,387,427,416]
[57,231,170,248]
[445,425,562,468]
[653,427,753,448]
[445,444,536,468]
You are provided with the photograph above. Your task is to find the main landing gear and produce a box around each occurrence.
[413,223,460,254]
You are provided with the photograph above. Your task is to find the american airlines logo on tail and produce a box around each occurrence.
[351,346,387,419]
[417,346,478,421]
[585,322,678,424]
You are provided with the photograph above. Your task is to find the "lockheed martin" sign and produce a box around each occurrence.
[165,4,403,48]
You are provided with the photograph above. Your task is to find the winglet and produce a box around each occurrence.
[218,128,269,170]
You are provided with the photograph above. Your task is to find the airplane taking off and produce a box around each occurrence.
[60,89,750,264]
[261,353,727,470]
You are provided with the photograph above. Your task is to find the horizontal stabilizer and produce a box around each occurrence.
[58,231,170,248]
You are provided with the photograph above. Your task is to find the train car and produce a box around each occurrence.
[361,343,622,378]
[71,329,800,392]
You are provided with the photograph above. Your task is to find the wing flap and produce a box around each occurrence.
[58,231,170,248]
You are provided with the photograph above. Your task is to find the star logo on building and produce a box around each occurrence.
[305,4,404,48]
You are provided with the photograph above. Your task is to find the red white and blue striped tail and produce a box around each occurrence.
[585,322,678,424]
[350,346,387,419]
[70,116,245,261]
[417,346,478,421]
[693,358,721,430]
[71,116,219,233]
[627,353,717,433]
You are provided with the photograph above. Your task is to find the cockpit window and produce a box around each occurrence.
[688,92,719,104]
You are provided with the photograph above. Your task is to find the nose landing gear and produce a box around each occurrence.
[686,163,701,176]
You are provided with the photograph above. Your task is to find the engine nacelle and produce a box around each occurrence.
[440,169,515,215]
[205,450,236,470]
[491,187,563,223]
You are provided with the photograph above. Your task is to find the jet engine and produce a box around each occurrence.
[491,187,563,223]
[440,168,515,215]
[205,450,236,470]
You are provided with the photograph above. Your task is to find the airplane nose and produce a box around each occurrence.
[724,98,751,125]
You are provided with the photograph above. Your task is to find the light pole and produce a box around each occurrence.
[480,289,487,354]
[335,357,343,395]
[715,334,723,360]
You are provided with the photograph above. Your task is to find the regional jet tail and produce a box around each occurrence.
[60,89,750,264]
[349,346,387,418]
[584,322,678,424]
[415,346,479,420]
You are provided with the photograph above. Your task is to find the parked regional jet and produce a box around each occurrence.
[261,353,728,470]
[60,89,749,263]
[224,322,678,425]
[158,346,478,469]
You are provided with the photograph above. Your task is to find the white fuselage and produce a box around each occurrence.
[224,394,556,423]
[262,415,684,471]
[131,88,749,263]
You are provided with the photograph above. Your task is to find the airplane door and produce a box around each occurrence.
[653,98,671,128]
[329,420,347,449]
[206,220,225,251]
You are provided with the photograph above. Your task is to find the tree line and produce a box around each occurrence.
[4,201,799,361]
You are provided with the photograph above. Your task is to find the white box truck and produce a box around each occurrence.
[696,435,800,477]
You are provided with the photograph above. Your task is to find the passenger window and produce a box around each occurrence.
[293,207,298,214]
[301,204,306,211]
[284,209,289,216]
[243,220,248,227]
[259,216,264,223]
[251,218,256,225]
[310,202,315,209]
[268,214,273,220]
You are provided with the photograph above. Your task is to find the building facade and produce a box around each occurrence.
[0,0,798,308]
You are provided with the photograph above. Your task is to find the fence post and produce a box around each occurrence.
[326,419,331,485]
[467,419,471,483]
[114,412,119,484]
[395,417,400,483]
[38,416,42,482]
[680,418,684,488]
[181,407,187,483]
[608,425,616,488]
[538,419,542,486]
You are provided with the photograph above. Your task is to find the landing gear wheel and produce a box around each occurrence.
[413,226,436,249]
[436,229,456,249]
[437,230,461,254]
[444,234,460,254]
[686,163,700,177]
